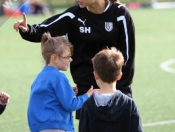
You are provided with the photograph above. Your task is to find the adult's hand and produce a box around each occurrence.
[13,13,28,32]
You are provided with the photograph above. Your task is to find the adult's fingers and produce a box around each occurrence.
[13,21,21,31]
[22,13,27,26]
[19,25,27,32]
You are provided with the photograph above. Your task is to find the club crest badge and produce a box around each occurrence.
[105,22,113,32]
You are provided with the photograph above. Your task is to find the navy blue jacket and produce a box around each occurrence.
[79,91,143,132]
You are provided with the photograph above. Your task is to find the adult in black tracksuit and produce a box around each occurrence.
[13,0,135,119]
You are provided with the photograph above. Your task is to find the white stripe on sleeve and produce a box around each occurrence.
[40,12,75,27]
[117,16,129,65]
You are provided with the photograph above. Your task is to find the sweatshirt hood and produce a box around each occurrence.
[88,91,128,122]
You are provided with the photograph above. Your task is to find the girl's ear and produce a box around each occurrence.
[93,71,99,80]
[50,54,57,63]
[117,72,123,81]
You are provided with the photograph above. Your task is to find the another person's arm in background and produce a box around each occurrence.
[0,92,9,115]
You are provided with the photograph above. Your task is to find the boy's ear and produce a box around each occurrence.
[93,71,99,80]
[117,72,122,81]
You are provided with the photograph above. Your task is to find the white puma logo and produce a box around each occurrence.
[78,18,86,26]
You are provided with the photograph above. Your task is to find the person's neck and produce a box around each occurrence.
[97,80,117,94]
[48,63,59,71]
[87,0,110,14]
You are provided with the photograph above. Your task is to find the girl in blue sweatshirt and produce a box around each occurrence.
[27,33,98,132]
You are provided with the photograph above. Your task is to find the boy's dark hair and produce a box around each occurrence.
[41,32,73,65]
[92,47,124,83]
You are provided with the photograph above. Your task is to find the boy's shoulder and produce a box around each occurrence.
[117,91,136,105]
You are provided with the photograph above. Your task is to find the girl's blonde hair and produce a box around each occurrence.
[41,32,73,65]
[110,0,121,3]
[109,0,124,5]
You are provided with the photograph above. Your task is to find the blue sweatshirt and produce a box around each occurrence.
[27,66,89,132]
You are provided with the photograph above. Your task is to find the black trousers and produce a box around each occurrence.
[75,85,132,119]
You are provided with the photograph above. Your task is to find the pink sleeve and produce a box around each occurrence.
[0,99,9,105]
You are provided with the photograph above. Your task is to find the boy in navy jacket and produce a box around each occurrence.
[79,47,142,132]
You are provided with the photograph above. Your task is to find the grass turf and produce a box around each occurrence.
[0,8,175,132]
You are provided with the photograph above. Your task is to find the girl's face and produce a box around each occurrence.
[77,0,95,8]
[53,49,73,71]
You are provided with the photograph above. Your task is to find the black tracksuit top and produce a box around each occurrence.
[19,3,135,91]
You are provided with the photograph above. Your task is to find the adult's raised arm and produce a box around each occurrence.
[13,9,75,42]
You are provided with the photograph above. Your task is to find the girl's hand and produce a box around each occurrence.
[73,86,78,95]
[86,85,100,97]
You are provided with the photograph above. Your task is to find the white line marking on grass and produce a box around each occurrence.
[160,59,175,74]
[143,119,175,127]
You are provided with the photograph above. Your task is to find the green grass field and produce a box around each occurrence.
[0,8,175,132]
